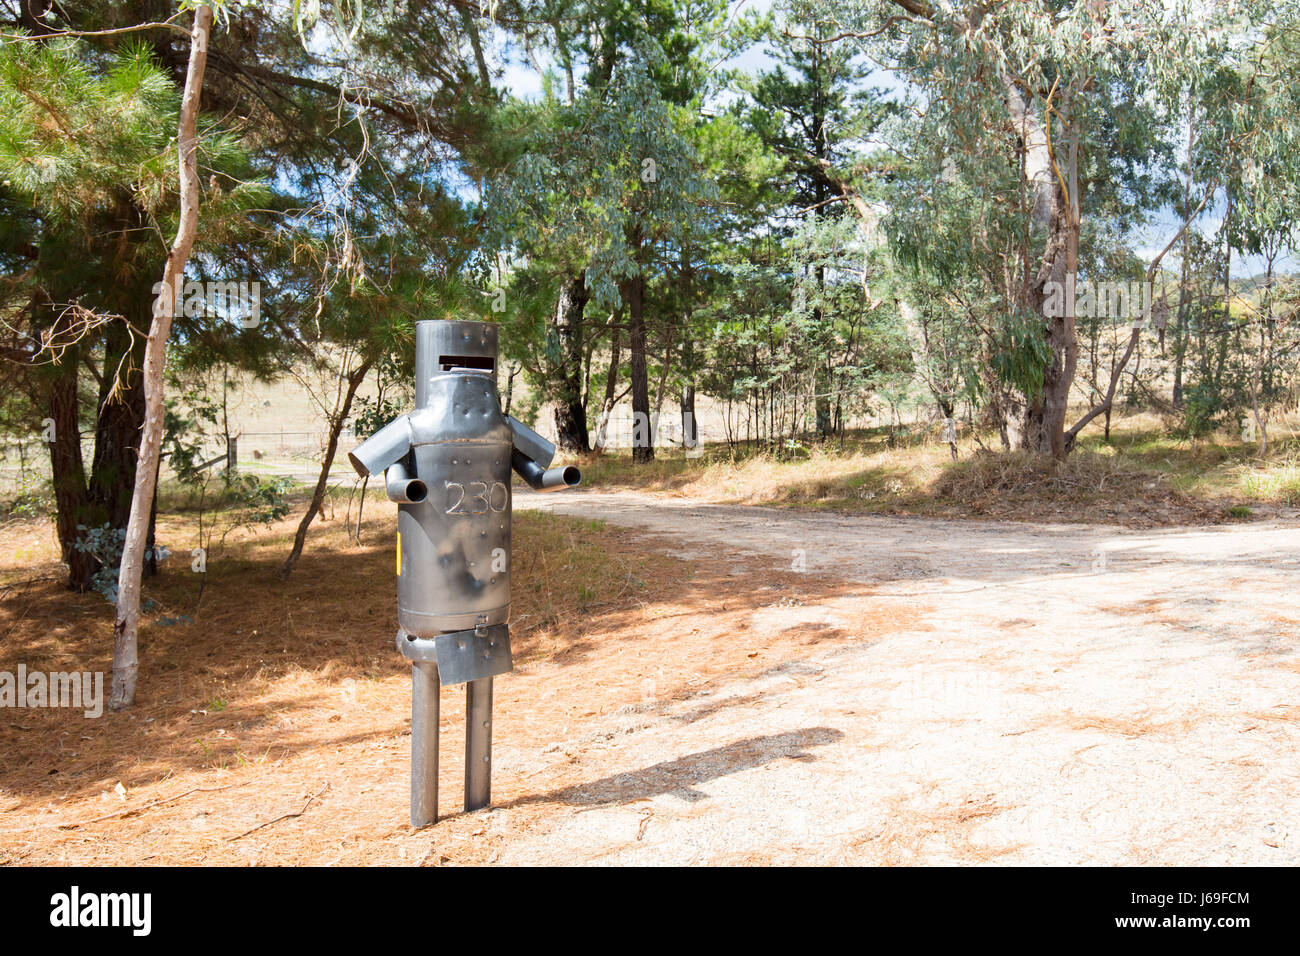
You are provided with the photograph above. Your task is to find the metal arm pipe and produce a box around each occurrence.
[385,460,428,504]
[511,449,581,492]
[348,415,412,478]
[506,415,557,469]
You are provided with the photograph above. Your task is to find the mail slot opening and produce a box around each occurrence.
[439,354,495,373]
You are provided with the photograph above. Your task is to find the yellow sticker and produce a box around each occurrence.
[396,532,401,576]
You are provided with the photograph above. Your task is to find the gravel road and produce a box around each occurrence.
[492,490,1300,864]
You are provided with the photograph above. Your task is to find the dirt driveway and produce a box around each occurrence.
[5,492,1297,866]
[497,490,1300,864]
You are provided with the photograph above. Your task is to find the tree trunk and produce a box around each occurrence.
[998,77,1078,458]
[145,470,160,578]
[1008,129,1080,459]
[46,337,98,591]
[680,335,697,450]
[503,360,519,416]
[88,312,148,533]
[595,322,621,452]
[86,194,155,545]
[625,267,653,464]
[814,349,832,440]
[551,274,590,453]
[280,357,373,579]
[111,4,212,712]
[1250,253,1275,455]
[937,397,957,460]
[1172,109,1195,410]
[1039,141,1079,460]
[1172,251,1191,408]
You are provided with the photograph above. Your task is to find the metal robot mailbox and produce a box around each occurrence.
[347,319,580,826]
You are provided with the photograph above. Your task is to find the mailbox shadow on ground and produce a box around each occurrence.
[504,726,843,807]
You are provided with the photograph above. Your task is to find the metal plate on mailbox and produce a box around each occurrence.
[396,623,513,684]
[433,623,512,685]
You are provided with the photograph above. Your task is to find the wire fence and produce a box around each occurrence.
[0,426,365,497]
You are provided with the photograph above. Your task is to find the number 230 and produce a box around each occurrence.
[445,480,508,515]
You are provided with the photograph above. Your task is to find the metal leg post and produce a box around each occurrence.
[410,661,440,827]
[465,676,493,811]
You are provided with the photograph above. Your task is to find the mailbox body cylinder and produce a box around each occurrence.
[396,378,514,637]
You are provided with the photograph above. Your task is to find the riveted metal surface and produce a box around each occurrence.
[396,624,512,684]
[397,374,514,636]
[415,320,498,407]
[441,625,512,684]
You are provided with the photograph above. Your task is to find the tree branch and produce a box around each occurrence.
[1,17,190,41]
[1064,181,1218,449]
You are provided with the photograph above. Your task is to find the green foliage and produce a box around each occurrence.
[223,474,293,526]
[0,40,174,221]
[1181,383,1225,439]
[0,37,265,229]
[72,523,169,606]
[485,40,714,309]
[163,388,224,486]
[350,354,411,439]
[4,479,55,520]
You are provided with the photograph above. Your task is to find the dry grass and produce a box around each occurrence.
[926,450,1222,526]
[838,792,1023,866]
[579,423,1233,527]
[1035,710,1205,740]
[1238,453,1300,505]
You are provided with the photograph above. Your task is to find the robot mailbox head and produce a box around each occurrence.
[416,320,497,406]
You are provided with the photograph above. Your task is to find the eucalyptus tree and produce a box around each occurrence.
[1213,11,1300,452]
[485,27,713,461]
[816,0,1271,458]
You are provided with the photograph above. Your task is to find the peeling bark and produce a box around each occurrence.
[111,4,212,711]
